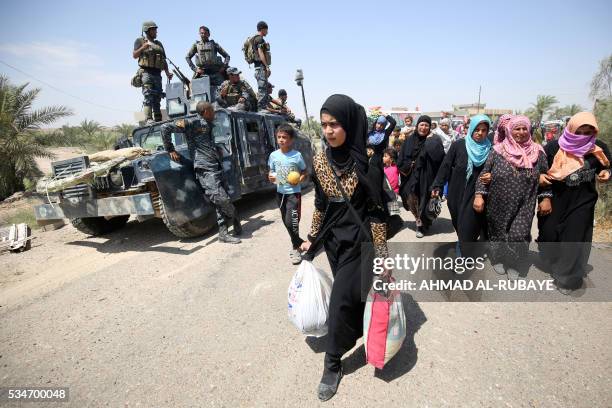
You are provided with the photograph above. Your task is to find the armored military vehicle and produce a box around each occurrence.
[33,76,313,238]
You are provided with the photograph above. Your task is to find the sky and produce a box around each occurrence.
[0,0,610,127]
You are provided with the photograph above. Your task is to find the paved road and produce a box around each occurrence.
[1,189,611,407]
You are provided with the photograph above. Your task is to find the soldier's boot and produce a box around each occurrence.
[218,223,241,244]
[143,106,153,123]
[232,212,242,236]
[153,107,163,122]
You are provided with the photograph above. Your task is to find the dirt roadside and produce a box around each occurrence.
[0,189,610,407]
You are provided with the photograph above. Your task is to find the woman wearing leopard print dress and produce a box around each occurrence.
[300,94,388,401]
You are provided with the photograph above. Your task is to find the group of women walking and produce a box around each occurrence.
[298,94,610,401]
[426,111,609,288]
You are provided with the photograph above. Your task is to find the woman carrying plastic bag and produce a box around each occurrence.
[288,260,333,337]
[299,95,389,401]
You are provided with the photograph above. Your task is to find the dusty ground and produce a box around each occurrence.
[0,189,611,407]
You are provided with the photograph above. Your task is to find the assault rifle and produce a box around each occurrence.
[166,57,190,87]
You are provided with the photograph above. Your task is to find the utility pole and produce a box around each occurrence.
[294,69,309,122]
[477,85,482,114]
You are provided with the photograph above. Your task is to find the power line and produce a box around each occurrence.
[0,59,133,113]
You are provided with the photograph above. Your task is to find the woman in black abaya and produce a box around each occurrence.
[431,114,492,258]
[537,112,610,293]
[301,94,388,401]
[397,115,445,237]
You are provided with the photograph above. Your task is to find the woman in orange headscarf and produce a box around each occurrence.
[537,112,611,294]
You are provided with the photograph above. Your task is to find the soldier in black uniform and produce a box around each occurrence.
[185,26,230,87]
[161,101,242,244]
[252,21,272,110]
[133,21,173,123]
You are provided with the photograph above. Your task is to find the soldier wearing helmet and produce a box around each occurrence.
[185,26,230,87]
[133,21,173,123]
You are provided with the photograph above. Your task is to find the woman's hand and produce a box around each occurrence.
[300,240,311,252]
[597,169,611,182]
[268,173,276,183]
[473,195,485,213]
[479,172,492,185]
[538,197,552,216]
[539,173,553,187]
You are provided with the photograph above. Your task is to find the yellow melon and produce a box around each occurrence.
[286,171,301,185]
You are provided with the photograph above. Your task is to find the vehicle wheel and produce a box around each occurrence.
[70,216,130,236]
[158,197,213,238]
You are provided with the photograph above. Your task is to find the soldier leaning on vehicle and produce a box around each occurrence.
[161,101,242,244]
[185,26,230,87]
[133,21,173,123]
[267,88,301,127]
[216,67,257,112]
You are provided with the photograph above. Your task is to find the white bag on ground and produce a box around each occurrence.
[288,260,333,337]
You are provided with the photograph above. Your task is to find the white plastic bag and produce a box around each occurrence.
[287,260,333,337]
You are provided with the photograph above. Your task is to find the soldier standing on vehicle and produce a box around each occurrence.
[161,101,242,244]
[133,21,173,123]
[216,67,257,112]
[251,21,271,110]
[185,26,230,86]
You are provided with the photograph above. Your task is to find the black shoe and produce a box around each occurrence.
[317,366,343,402]
[232,217,242,236]
[416,227,424,239]
[553,280,573,295]
[218,225,241,244]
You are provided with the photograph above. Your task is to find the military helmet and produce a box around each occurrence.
[142,21,158,33]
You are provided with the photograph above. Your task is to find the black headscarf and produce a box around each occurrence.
[411,114,432,157]
[415,114,432,131]
[320,94,384,208]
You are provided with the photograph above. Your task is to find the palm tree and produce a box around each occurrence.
[552,104,584,120]
[80,119,101,139]
[565,104,583,117]
[530,95,558,123]
[113,123,135,138]
[590,54,612,101]
[0,76,72,200]
[88,131,118,152]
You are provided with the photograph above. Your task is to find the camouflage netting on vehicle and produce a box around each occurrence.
[88,147,149,162]
[36,148,151,194]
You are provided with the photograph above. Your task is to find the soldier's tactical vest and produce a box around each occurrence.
[138,38,166,70]
[196,40,220,68]
[253,36,272,65]
[224,82,246,106]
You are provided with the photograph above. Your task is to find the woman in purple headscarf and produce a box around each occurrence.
[537,112,610,294]
[474,115,552,280]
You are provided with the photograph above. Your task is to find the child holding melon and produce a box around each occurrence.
[268,124,308,264]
